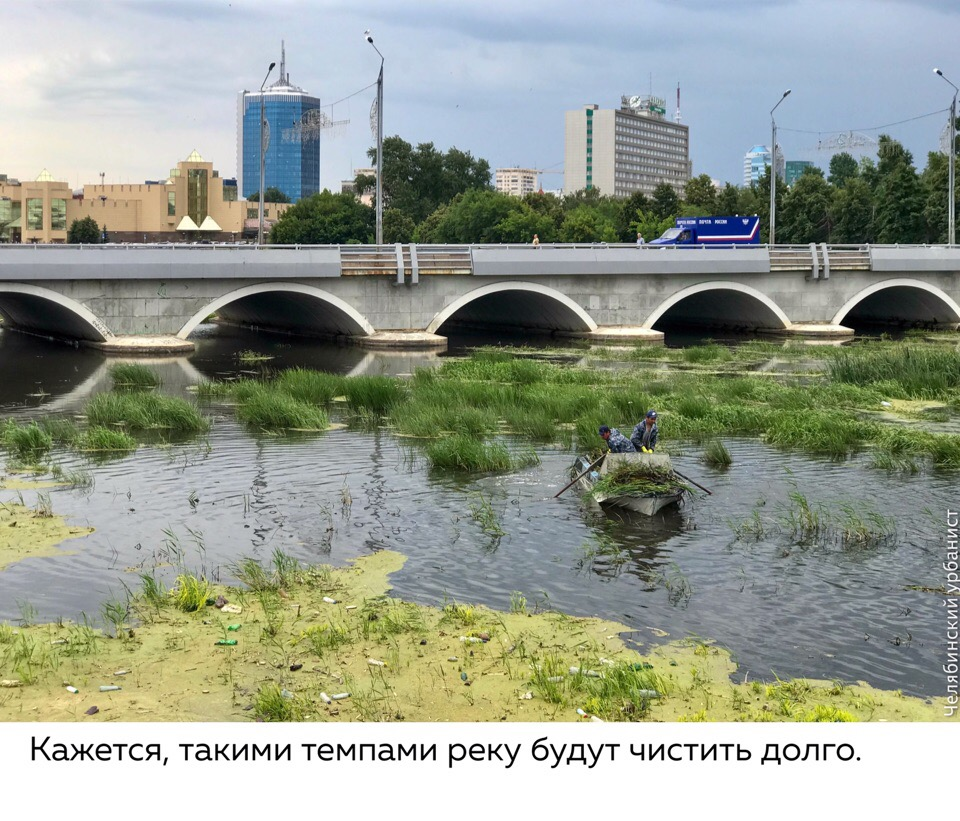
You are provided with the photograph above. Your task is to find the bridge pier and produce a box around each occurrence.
[558,326,664,345]
[357,331,448,350]
[93,335,196,355]
[771,323,855,339]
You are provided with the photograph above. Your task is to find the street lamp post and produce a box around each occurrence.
[769,89,791,246]
[365,29,384,246]
[258,61,276,247]
[935,68,957,245]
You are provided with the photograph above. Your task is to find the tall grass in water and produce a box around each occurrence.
[342,376,405,415]
[86,392,208,432]
[73,426,137,453]
[276,368,344,406]
[828,346,960,398]
[108,363,161,391]
[763,411,874,457]
[702,440,732,467]
[38,417,79,444]
[1,420,52,459]
[681,343,734,365]
[425,435,537,472]
[235,385,329,430]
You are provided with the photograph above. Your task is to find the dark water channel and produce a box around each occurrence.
[0,325,952,698]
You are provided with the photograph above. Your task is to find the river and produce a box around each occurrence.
[0,324,951,698]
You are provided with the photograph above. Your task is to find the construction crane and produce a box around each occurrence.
[531,168,563,191]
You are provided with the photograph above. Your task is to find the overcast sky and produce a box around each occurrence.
[3,0,960,194]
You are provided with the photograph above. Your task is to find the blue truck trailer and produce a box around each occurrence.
[649,216,760,246]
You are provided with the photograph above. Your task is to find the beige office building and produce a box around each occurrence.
[564,96,691,198]
[495,168,538,197]
[1,151,291,244]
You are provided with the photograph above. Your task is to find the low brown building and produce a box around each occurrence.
[0,151,291,244]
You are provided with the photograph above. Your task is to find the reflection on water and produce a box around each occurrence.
[0,325,952,698]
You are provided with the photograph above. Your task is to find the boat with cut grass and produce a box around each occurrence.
[575,452,687,516]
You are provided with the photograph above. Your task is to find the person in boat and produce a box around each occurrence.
[631,409,659,453]
[599,424,636,453]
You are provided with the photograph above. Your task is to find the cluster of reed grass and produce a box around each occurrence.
[425,436,527,472]
[72,426,137,453]
[234,385,329,430]
[731,489,896,548]
[108,363,161,391]
[1,420,52,460]
[86,392,208,433]
[828,344,960,399]
[188,337,960,473]
[1,417,138,463]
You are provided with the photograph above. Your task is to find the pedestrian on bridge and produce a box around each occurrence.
[532,234,540,248]
[637,232,645,246]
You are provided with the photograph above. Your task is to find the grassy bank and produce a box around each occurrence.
[0,548,943,722]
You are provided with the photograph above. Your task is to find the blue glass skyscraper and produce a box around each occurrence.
[237,46,321,202]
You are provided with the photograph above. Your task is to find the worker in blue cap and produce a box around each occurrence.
[598,424,635,453]
[631,410,659,453]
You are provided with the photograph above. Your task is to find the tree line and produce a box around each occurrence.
[270,133,957,246]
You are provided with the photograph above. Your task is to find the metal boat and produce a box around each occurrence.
[574,452,685,516]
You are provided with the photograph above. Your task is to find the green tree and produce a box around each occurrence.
[831,177,875,243]
[683,174,718,214]
[383,208,416,244]
[651,183,680,220]
[778,167,834,243]
[415,189,545,244]
[245,187,291,203]
[558,205,618,243]
[523,191,565,235]
[67,216,101,244]
[616,190,651,240]
[269,190,374,244]
[716,183,741,215]
[828,152,859,189]
[367,136,491,226]
[921,150,950,243]
[873,135,925,243]
[633,211,675,243]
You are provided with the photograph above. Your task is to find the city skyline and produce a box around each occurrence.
[4,0,959,197]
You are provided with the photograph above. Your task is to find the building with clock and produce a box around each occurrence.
[564,95,691,198]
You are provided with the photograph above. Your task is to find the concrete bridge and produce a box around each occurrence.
[0,242,959,352]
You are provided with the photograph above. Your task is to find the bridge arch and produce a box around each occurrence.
[832,278,960,328]
[426,281,597,335]
[178,282,376,339]
[643,281,791,331]
[0,283,112,342]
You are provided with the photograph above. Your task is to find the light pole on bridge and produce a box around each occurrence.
[769,89,791,246]
[258,61,276,247]
[365,29,384,246]
[935,68,957,246]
